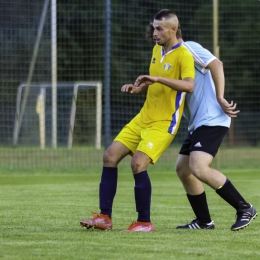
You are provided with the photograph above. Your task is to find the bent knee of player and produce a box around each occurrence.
[131,158,146,173]
[176,165,189,180]
[189,152,213,179]
[175,155,190,178]
[176,166,195,186]
[189,160,210,180]
[103,144,124,167]
[189,164,200,178]
[103,149,117,166]
[131,152,150,173]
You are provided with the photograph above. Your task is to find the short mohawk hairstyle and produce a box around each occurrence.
[153,9,176,20]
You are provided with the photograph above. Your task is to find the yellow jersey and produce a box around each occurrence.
[133,44,195,134]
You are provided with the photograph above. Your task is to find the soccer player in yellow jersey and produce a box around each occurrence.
[80,9,195,232]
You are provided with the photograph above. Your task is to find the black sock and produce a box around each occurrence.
[215,179,249,210]
[134,171,151,222]
[187,192,212,223]
[99,167,118,218]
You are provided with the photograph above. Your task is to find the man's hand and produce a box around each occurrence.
[217,98,240,117]
[121,84,146,94]
[134,75,158,88]
[121,75,159,94]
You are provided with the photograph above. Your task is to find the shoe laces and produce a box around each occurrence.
[91,211,100,219]
[127,221,138,229]
[236,209,252,221]
[91,211,111,221]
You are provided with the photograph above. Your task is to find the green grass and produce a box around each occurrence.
[0,146,260,171]
[0,168,259,259]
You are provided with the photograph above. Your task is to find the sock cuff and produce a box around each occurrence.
[216,178,230,190]
[224,178,230,185]
[133,171,148,180]
[187,191,206,198]
[102,167,118,179]
[103,166,117,171]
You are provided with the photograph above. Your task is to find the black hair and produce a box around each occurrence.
[153,9,176,21]
[145,14,182,42]
[176,28,182,39]
[145,23,154,42]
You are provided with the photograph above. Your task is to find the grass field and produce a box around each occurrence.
[0,167,259,260]
[0,146,260,171]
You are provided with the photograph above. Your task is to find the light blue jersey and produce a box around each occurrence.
[182,41,231,133]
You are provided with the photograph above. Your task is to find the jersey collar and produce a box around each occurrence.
[160,43,181,63]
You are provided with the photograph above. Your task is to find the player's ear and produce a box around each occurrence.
[171,26,177,34]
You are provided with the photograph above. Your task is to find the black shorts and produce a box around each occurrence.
[179,125,229,157]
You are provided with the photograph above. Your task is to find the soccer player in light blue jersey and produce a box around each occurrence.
[142,24,257,231]
[174,29,257,231]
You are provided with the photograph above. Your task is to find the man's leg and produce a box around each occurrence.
[124,151,155,232]
[100,141,130,217]
[131,151,153,222]
[189,151,247,204]
[190,151,257,230]
[189,151,226,190]
[176,154,214,229]
[80,141,130,230]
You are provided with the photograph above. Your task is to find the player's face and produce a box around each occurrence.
[152,19,173,46]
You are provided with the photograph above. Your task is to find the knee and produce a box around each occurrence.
[131,157,147,174]
[131,158,141,173]
[189,162,202,178]
[175,161,182,176]
[175,160,190,180]
[103,148,118,167]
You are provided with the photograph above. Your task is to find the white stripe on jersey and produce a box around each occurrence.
[182,42,217,74]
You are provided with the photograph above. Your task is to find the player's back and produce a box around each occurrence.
[182,41,230,132]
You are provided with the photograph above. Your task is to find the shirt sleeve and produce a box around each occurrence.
[180,50,195,80]
[183,41,217,74]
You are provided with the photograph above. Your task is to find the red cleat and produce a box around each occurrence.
[124,221,154,232]
[80,212,113,230]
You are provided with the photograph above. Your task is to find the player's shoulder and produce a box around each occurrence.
[183,41,214,56]
[152,44,161,55]
[184,41,202,47]
[183,41,204,51]
[153,44,160,51]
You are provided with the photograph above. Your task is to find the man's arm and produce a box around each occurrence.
[207,59,240,117]
[134,75,194,93]
[206,59,225,100]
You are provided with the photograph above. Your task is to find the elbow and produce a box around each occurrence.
[208,58,223,70]
[216,59,223,68]
[183,78,194,93]
[187,83,194,93]
[187,87,194,93]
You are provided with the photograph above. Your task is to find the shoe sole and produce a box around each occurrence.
[80,222,95,229]
[176,226,215,229]
[124,228,155,232]
[231,212,258,231]
[80,221,112,230]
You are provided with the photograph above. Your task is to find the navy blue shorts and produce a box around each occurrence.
[179,125,229,157]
